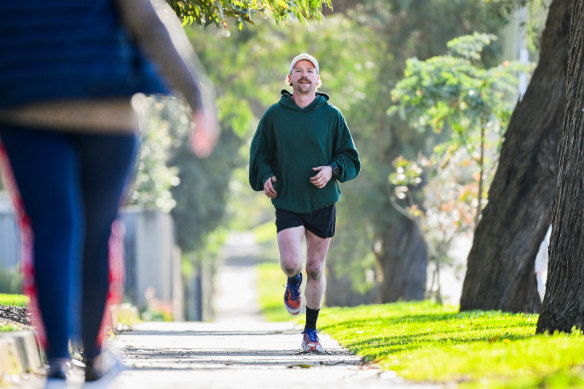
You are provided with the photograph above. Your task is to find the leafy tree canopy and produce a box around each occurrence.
[389,32,530,224]
[386,33,532,301]
[168,0,331,29]
[390,33,528,150]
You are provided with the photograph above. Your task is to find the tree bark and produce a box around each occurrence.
[459,0,571,313]
[536,0,584,334]
[377,209,428,302]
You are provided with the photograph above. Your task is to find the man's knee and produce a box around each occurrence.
[306,262,324,281]
[280,258,302,276]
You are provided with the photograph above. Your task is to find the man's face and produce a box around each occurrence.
[290,59,319,94]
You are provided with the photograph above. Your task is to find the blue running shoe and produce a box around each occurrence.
[284,273,302,315]
[301,328,324,353]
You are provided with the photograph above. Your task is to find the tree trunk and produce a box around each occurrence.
[536,0,583,334]
[377,209,428,302]
[459,0,571,313]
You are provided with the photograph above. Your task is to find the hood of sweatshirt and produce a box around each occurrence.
[278,89,330,112]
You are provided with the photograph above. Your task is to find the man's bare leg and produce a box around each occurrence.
[278,226,305,315]
[304,229,331,310]
[298,229,330,353]
[277,226,305,277]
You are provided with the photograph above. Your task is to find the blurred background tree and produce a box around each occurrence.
[388,33,530,302]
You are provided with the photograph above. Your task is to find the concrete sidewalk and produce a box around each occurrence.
[108,320,420,389]
[16,233,440,388]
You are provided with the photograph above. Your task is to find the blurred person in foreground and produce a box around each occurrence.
[0,0,218,382]
[249,53,360,353]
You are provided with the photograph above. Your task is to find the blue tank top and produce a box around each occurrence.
[0,0,168,109]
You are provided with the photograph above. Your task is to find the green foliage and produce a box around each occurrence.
[169,120,241,253]
[168,0,331,29]
[128,97,184,213]
[484,0,551,51]
[387,33,531,300]
[389,156,424,213]
[478,0,530,24]
[390,33,526,144]
[186,227,230,265]
[448,32,499,61]
[389,31,530,189]
[0,267,22,295]
[524,0,552,52]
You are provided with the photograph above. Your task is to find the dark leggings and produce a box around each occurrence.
[0,124,138,360]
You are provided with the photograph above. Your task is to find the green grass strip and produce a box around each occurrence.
[0,294,28,307]
[318,302,584,388]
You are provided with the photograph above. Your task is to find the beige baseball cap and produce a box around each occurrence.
[289,53,319,74]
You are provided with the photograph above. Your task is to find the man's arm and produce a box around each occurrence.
[249,113,275,191]
[329,113,360,183]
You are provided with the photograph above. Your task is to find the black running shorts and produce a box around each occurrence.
[275,204,336,238]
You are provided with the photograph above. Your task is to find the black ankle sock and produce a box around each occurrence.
[304,307,320,331]
[288,273,302,286]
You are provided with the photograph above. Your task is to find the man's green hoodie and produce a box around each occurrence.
[249,90,360,214]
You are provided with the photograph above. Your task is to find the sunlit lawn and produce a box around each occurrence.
[0,293,28,332]
[0,293,28,307]
[257,261,584,389]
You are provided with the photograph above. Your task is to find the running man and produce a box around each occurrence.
[249,53,360,352]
